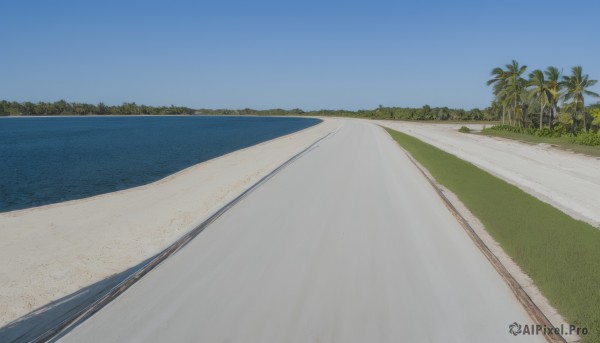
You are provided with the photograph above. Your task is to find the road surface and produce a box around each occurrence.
[59,120,543,343]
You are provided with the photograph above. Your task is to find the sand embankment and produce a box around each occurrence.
[0,118,339,326]
[376,120,600,228]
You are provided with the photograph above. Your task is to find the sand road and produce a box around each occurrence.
[59,120,543,343]
[376,120,600,228]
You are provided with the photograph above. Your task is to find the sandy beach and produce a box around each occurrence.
[0,118,340,327]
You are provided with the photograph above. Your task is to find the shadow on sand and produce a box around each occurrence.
[0,256,154,343]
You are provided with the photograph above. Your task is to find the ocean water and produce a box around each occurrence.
[0,116,320,212]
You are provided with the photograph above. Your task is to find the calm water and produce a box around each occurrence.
[0,116,320,212]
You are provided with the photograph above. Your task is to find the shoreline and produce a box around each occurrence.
[1,115,322,214]
[0,114,320,118]
[0,117,340,326]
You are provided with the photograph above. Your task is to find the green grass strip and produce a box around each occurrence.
[385,127,600,343]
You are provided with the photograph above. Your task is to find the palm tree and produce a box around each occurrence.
[487,67,508,124]
[528,69,550,128]
[561,66,599,133]
[544,67,562,129]
[500,60,528,127]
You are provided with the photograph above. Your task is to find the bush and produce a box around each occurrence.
[458,126,471,133]
[550,126,568,137]
[572,132,600,146]
[487,124,600,146]
[488,124,535,134]
[534,128,551,137]
[488,124,516,132]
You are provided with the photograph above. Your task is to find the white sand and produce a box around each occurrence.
[376,120,600,228]
[0,118,340,326]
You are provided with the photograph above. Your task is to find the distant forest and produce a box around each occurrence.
[197,105,498,121]
[0,99,565,121]
[0,100,194,116]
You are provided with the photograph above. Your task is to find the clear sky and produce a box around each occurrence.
[2,0,599,110]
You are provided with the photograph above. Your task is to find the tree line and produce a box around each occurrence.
[0,100,194,116]
[6,96,596,126]
[194,105,497,121]
[487,60,600,136]
[1,100,498,121]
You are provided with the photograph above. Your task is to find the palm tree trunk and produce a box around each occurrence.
[570,99,578,136]
[514,99,517,127]
[548,100,556,130]
[539,100,544,129]
[512,108,515,126]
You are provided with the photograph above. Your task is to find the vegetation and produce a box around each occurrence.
[458,126,471,133]
[1,100,499,121]
[481,129,600,157]
[385,127,600,343]
[0,100,194,116]
[485,124,600,146]
[486,61,600,145]
[198,105,499,120]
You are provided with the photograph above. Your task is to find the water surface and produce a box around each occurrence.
[0,116,320,212]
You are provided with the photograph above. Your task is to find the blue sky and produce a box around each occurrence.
[2,0,599,110]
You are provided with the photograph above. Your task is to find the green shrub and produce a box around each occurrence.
[550,129,564,137]
[534,128,552,137]
[573,132,600,146]
[488,124,600,145]
[488,124,535,134]
[458,126,471,133]
[489,124,517,132]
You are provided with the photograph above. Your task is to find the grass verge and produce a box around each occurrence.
[385,127,600,343]
[480,130,600,158]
